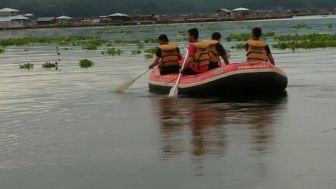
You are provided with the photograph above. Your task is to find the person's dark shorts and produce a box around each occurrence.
[182,68,199,75]
[160,65,180,75]
[208,61,220,70]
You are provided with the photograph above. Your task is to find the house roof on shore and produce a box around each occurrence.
[0,15,28,22]
[233,7,250,11]
[217,8,232,13]
[56,16,72,20]
[109,13,128,17]
[36,17,56,22]
[0,8,19,13]
[24,13,34,17]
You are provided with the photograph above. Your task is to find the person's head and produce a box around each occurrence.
[187,28,199,42]
[158,34,169,45]
[212,32,221,41]
[252,27,262,39]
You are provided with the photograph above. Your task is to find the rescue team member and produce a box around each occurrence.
[203,32,229,70]
[245,27,275,65]
[148,34,182,75]
[179,28,210,75]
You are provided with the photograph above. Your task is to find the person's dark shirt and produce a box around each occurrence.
[245,43,271,54]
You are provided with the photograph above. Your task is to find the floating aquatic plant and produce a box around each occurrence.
[273,33,336,49]
[114,39,141,44]
[79,59,93,68]
[131,50,142,55]
[136,42,144,49]
[144,37,157,43]
[42,61,59,69]
[226,32,275,42]
[144,47,157,55]
[0,48,4,53]
[144,54,154,59]
[19,63,34,70]
[105,48,124,56]
[83,44,98,50]
[288,23,311,29]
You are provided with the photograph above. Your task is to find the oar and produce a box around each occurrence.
[168,50,189,97]
[115,69,150,93]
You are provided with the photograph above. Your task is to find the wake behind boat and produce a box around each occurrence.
[148,61,288,96]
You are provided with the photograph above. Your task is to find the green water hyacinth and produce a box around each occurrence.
[19,63,34,70]
[144,47,157,55]
[0,48,4,53]
[144,37,157,43]
[114,39,141,44]
[79,59,93,68]
[226,32,275,42]
[42,61,59,69]
[0,36,110,49]
[273,33,336,49]
[144,54,154,59]
[131,50,142,55]
[288,23,310,29]
[105,48,124,56]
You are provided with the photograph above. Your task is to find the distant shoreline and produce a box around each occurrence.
[1,13,335,31]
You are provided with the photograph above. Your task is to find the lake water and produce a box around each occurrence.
[1,16,336,189]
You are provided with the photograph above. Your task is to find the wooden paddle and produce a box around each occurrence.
[168,50,189,97]
[115,69,150,93]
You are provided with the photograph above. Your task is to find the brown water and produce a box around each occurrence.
[1,16,336,189]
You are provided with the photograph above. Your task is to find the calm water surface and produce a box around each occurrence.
[1,16,336,189]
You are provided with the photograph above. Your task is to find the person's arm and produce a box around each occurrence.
[176,47,182,60]
[267,54,275,65]
[148,48,161,69]
[265,45,275,65]
[223,56,229,65]
[217,44,229,65]
[149,56,160,69]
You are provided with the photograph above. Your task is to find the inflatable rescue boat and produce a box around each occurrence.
[148,61,288,96]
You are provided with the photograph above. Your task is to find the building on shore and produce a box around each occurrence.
[0,8,19,17]
[232,7,251,18]
[216,8,232,18]
[0,15,29,29]
[100,13,129,24]
[36,17,56,26]
[0,8,30,29]
[81,18,101,26]
[56,16,72,25]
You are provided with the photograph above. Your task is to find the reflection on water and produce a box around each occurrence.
[153,94,288,161]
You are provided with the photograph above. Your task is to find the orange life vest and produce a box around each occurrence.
[203,39,220,63]
[192,41,210,67]
[159,44,180,67]
[246,39,268,62]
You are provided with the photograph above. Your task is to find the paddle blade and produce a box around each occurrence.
[168,85,178,97]
[115,79,135,93]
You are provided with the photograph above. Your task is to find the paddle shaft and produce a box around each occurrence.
[115,69,150,93]
[168,50,189,97]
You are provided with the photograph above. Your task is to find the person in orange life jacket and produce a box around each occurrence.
[179,28,210,75]
[245,27,275,65]
[148,34,182,75]
[205,32,230,70]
